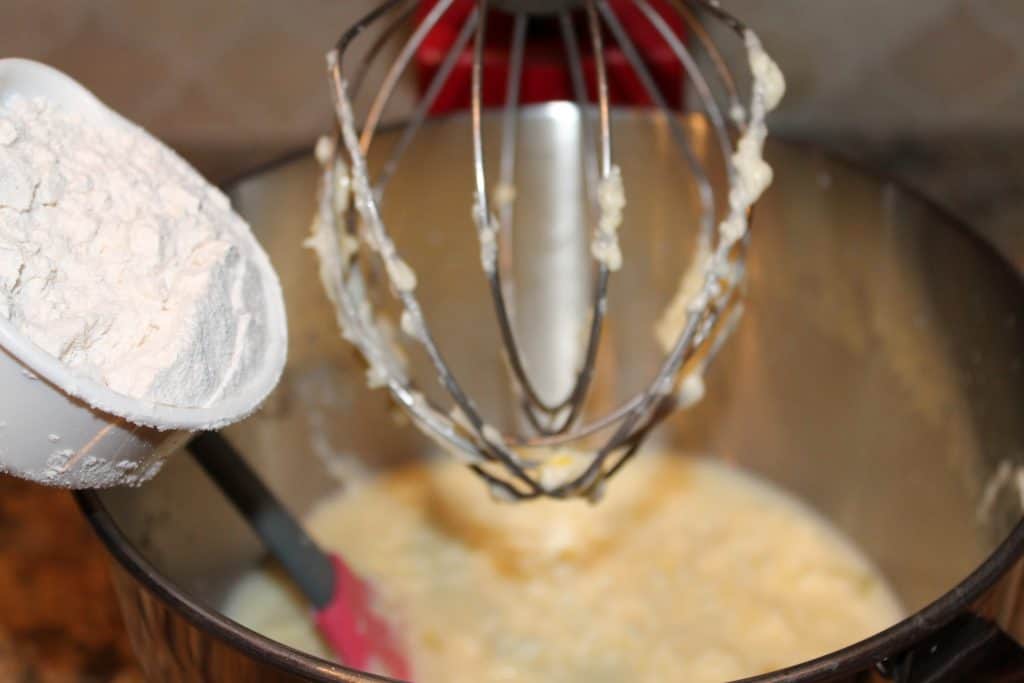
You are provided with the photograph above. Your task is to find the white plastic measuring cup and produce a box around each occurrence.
[0,59,288,488]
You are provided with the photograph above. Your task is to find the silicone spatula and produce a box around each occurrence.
[188,432,411,680]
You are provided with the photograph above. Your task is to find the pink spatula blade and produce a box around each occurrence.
[315,554,412,681]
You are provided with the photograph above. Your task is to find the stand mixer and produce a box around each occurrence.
[310,0,785,501]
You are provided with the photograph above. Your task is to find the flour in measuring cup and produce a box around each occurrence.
[0,93,269,408]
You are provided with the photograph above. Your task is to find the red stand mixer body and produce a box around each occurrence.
[415,0,687,114]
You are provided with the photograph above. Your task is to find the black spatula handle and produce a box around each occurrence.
[187,431,335,609]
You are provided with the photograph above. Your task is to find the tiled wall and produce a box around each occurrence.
[5,1,1024,179]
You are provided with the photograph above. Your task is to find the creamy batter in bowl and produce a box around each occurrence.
[224,453,905,683]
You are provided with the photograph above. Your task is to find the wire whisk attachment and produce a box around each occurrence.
[310,0,785,501]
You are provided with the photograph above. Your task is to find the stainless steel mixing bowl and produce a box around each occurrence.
[78,106,1024,682]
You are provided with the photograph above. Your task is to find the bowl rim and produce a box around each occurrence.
[77,106,1024,683]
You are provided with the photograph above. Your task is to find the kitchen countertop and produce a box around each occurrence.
[0,477,142,682]
[0,138,1019,682]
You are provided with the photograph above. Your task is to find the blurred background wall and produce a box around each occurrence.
[4,0,1022,259]
[731,1,1024,136]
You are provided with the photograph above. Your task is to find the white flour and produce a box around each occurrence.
[0,93,267,408]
